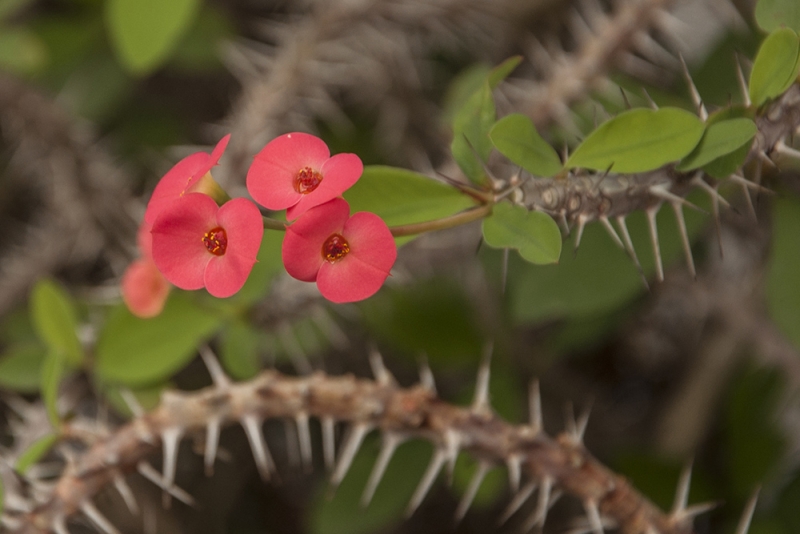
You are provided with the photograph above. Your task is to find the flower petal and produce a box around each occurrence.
[343,212,397,274]
[316,254,391,303]
[282,198,349,282]
[151,193,219,290]
[286,153,363,220]
[247,132,330,211]
[204,253,254,298]
[122,258,170,318]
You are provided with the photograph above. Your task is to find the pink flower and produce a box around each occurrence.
[144,134,230,225]
[151,193,264,298]
[246,132,363,220]
[282,198,396,303]
[122,221,170,318]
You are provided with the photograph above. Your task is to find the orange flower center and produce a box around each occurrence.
[294,166,323,194]
[322,233,350,263]
[203,227,227,255]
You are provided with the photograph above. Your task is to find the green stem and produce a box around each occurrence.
[262,217,287,231]
[389,203,493,237]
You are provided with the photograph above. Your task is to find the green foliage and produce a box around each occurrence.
[230,230,285,305]
[450,57,522,184]
[481,203,562,265]
[30,279,84,367]
[344,166,476,244]
[676,118,757,172]
[749,28,800,107]
[106,0,200,75]
[0,343,47,393]
[220,321,263,380]
[15,433,57,475]
[566,108,705,173]
[767,195,800,350]
[0,28,47,76]
[756,0,800,33]
[96,293,222,387]
[41,350,65,426]
[489,113,563,177]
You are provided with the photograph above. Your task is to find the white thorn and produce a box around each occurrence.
[557,211,570,236]
[585,499,604,534]
[199,345,230,388]
[369,346,393,385]
[573,214,588,252]
[241,415,273,481]
[362,432,404,507]
[678,502,720,522]
[598,216,624,249]
[671,462,693,516]
[499,480,537,525]
[650,185,705,213]
[679,54,707,121]
[472,341,493,413]
[775,140,800,162]
[645,205,664,282]
[113,473,139,515]
[529,379,542,432]
[119,390,144,418]
[735,487,760,534]
[444,430,461,486]
[576,405,591,442]
[454,462,490,524]
[322,417,336,471]
[137,462,195,506]
[729,174,772,194]
[641,88,658,110]
[53,515,70,534]
[418,356,436,394]
[616,215,648,289]
[523,476,553,531]
[80,500,121,534]
[330,423,371,490]
[671,202,696,278]
[735,54,751,107]
[506,455,522,493]
[161,427,183,508]
[204,417,221,477]
[757,150,777,169]
[296,412,312,471]
[406,448,446,516]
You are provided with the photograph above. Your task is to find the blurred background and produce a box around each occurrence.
[2,0,800,533]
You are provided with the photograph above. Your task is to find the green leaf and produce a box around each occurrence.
[41,350,65,427]
[749,28,800,107]
[15,433,57,475]
[106,0,200,75]
[220,321,263,380]
[0,343,47,393]
[481,203,562,265]
[96,292,222,386]
[486,55,523,87]
[229,230,285,305]
[566,108,705,173]
[676,118,757,171]
[343,166,476,245]
[756,0,800,33]
[767,195,800,350]
[30,279,84,367]
[489,114,563,177]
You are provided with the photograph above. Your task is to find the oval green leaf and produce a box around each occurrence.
[566,108,705,173]
[756,0,800,33]
[344,166,476,245]
[41,350,65,427]
[15,433,57,475]
[106,0,200,75]
[96,292,222,386]
[676,118,757,172]
[489,113,563,177]
[481,203,562,265]
[749,28,800,107]
[0,343,47,393]
[30,279,84,367]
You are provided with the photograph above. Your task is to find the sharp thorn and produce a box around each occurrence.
[650,185,705,213]
[362,432,404,507]
[734,53,751,106]
[204,418,221,477]
[619,86,632,110]
[598,216,624,249]
[671,202,696,278]
[369,345,394,385]
[137,462,196,506]
[774,140,800,162]
[576,404,592,443]
[418,355,437,394]
[739,181,758,220]
[735,487,760,534]
[641,88,659,110]
[498,480,537,525]
[472,341,493,413]
[728,174,772,194]
[296,412,313,471]
[523,476,553,531]
[616,215,649,290]
[678,501,721,521]
[679,54,707,121]
[406,448,446,517]
[330,423,371,491]
[574,214,588,253]
[80,500,121,534]
[160,427,183,508]
[506,454,522,493]
[757,150,777,168]
[584,499,604,534]
[322,417,336,471]
[53,515,70,534]
[529,379,542,432]
[199,345,230,388]
[671,461,693,516]
[119,390,144,418]
[454,462,490,524]
[113,473,139,515]
[645,206,664,282]
[241,415,273,481]
[558,211,570,236]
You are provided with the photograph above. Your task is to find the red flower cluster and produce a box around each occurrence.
[123,132,395,317]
